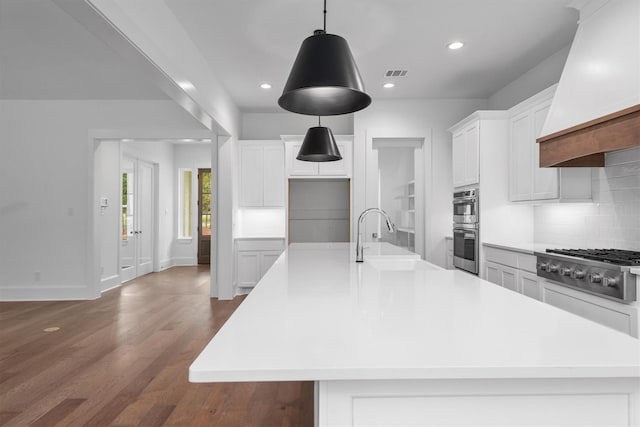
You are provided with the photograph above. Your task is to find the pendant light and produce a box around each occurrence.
[278,0,371,116]
[296,117,342,162]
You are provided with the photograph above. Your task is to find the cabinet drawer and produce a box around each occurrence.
[484,246,518,268]
[236,238,285,251]
[517,253,537,273]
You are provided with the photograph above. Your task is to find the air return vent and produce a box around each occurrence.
[384,70,408,77]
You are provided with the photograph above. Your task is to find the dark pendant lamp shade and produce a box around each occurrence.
[296,126,342,162]
[279,31,371,116]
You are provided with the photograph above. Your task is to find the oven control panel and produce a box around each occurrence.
[536,255,634,302]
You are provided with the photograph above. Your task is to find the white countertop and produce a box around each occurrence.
[190,243,640,383]
[483,241,562,255]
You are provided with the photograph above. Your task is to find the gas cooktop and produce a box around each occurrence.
[545,248,640,266]
[534,248,639,303]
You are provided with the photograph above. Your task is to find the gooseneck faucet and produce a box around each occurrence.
[355,208,396,262]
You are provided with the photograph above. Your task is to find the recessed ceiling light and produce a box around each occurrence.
[448,41,464,50]
[121,139,133,142]
[383,82,395,89]
[260,83,272,89]
[178,81,195,90]
[180,139,195,142]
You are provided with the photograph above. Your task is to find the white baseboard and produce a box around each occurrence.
[101,275,121,293]
[0,285,97,301]
[159,258,175,271]
[172,257,197,267]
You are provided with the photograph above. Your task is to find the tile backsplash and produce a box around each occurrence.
[534,147,640,250]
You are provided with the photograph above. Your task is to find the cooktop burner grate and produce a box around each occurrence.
[545,248,640,266]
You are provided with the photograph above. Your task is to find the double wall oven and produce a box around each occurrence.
[453,188,479,274]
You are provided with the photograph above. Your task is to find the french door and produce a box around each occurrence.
[120,156,154,282]
[198,168,212,264]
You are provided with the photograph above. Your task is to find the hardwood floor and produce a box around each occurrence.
[0,266,314,426]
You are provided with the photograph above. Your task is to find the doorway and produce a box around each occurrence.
[370,138,425,257]
[198,168,212,264]
[120,156,155,282]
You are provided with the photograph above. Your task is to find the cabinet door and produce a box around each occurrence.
[531,101,559,200]
[464,123,480,186]
[318,140,351,177]
[452,131,466,187]
[485,261,502,285]
[237,251,260,287]
[509,112,533,201]
[519,271,541,300]
[501,265,518,292]
[260,251,282,277]
[287,142,318,176]
[239,146,264,206]
[263,145,285,206]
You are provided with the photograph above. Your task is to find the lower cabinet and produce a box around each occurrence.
[484,244,638,337]
[542,280,638,337]
[485,261,518,292]
[519,270,542,300]
[484,246,540,301]
[445,237,453,270]
[235,239,285,290]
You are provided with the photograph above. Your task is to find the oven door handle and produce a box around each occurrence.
[452,197,476,204]
[453,228,477,239]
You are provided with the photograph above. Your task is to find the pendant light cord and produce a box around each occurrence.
[323,0,327,32]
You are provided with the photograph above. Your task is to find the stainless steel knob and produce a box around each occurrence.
[602,276,619,288]
[589,273,602,283]
[559,267,573,276]
[537,262,548,271]
[571,269,586,280]
[546,264,559,273]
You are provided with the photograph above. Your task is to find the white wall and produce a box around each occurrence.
[353,99,488,268]
[0,100,207,301]
[534,147,640,250]
[241,113,353,140]
[488,45,570,110]
[173,143,213,265]
[95,141,120,291]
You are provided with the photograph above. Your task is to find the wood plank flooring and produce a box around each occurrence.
[0,266,314,426]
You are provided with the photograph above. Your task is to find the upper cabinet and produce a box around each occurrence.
[451,121,480,188]
[508,85,591,202]
[238,140,285,207]
[282,135,353,178]
[449,111,508,189]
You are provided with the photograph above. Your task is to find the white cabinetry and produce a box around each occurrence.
[238,141,284,207]
[484,245,541,300]
[508,85,591,202]
[541,280,638,337]
[445,237,453,270]
[451,121,479,187]
[235,238,285,290]
[449,111,509,190]
[282,135,353,178]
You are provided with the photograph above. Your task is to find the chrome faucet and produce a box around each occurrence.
[355,208,396,262]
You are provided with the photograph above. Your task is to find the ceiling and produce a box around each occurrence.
[0,0,578,111]
[0,0,167,100]
[164,0,578,111]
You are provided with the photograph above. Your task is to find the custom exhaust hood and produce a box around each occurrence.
[537,0,640,167]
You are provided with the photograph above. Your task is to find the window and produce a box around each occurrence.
[122,172,134,240]
[179,169,193,238]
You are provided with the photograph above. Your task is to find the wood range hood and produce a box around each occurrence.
[537,104,640,167]
[536,0,640,167]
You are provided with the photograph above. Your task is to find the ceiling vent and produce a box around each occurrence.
[384,70,408,77]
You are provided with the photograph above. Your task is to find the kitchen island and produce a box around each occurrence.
[190,243,640,426]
